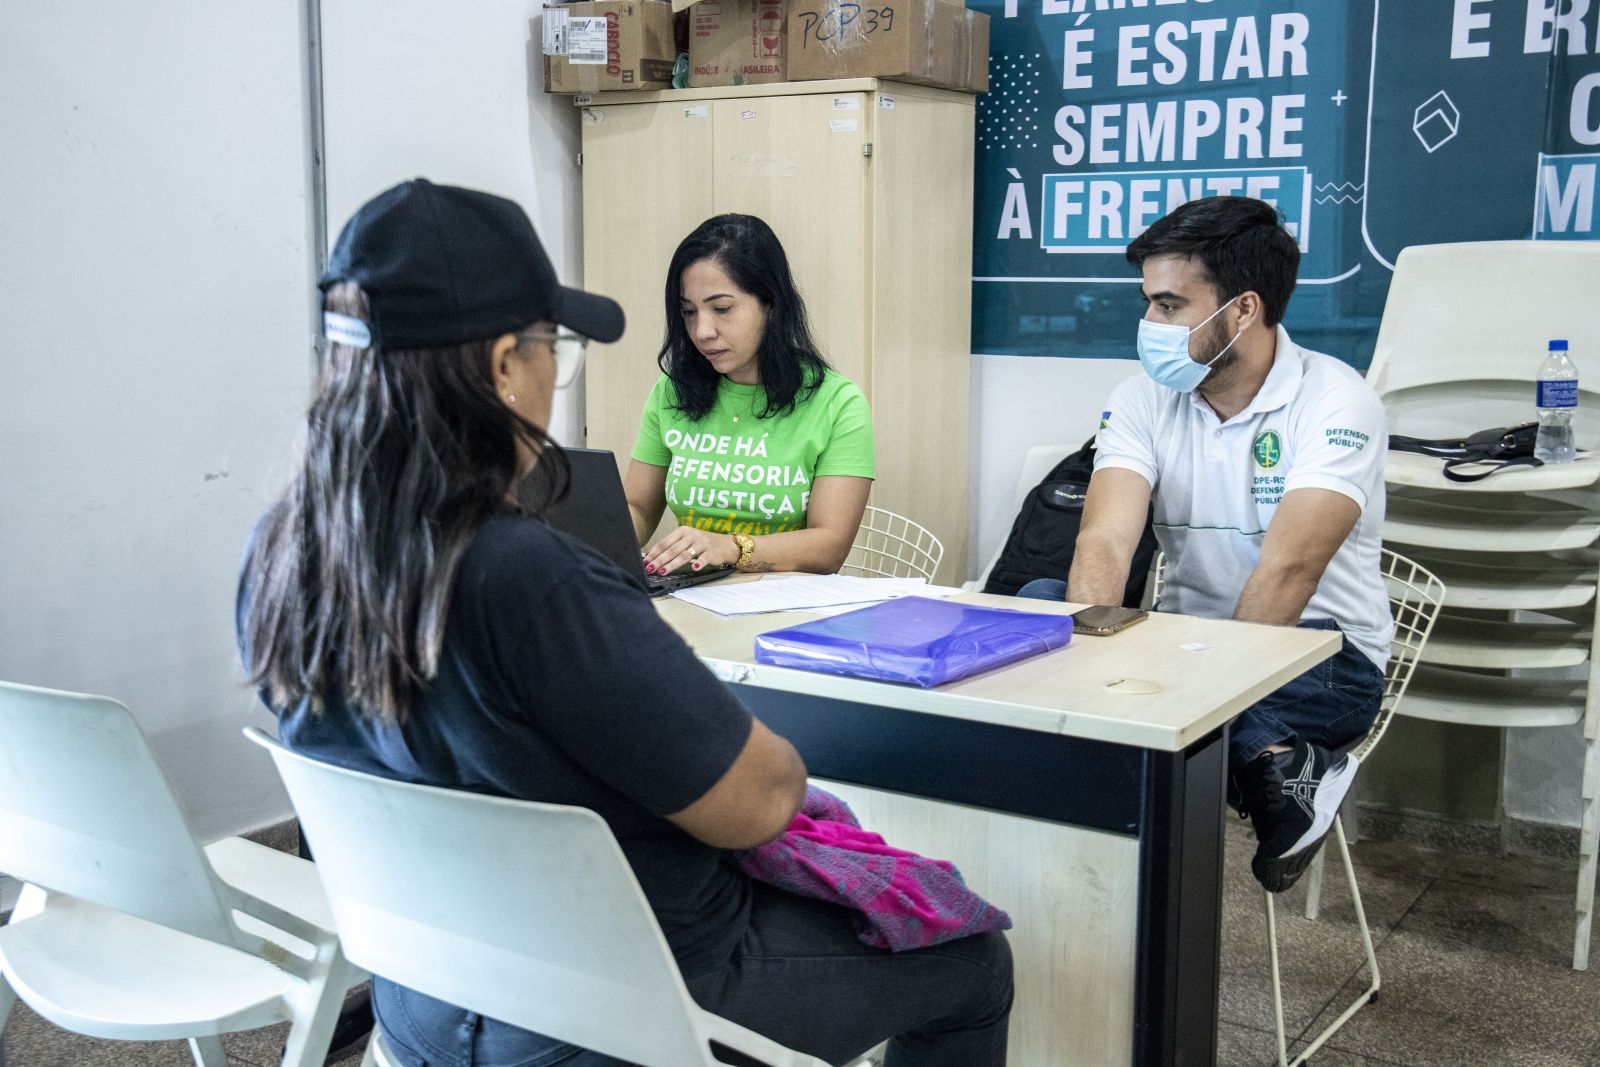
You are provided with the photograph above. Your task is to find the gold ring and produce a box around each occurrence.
[687,547,699,559]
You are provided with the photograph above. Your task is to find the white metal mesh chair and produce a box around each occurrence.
[839,506,944,582]
[1264,549,1445,1067]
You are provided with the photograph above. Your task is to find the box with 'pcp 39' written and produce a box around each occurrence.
[542,1,677,93]
[786,0,988,92]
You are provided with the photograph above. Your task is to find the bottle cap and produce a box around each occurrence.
[1550,339,1569,351]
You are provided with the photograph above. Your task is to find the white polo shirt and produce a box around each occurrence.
[1094,326,1392,671]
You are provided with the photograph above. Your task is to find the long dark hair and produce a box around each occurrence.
[239,282,568,722]
[658,214,830,421]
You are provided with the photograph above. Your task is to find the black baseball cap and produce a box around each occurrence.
[319,178,624,350]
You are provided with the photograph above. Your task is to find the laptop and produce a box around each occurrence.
[534,448,737,598]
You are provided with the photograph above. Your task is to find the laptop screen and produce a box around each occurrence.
[523,448,649,593]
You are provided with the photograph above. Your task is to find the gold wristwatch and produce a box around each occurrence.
[732,531,756,570]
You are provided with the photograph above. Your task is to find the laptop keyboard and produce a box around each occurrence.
[646,566,733,597]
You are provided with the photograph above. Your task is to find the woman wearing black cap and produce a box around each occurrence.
[238,180,1012,1067]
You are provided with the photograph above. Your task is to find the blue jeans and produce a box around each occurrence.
[372,883,1013,1067]
[1226,617,1384,768]
[1014,580,1384,771]
[1014,579,1069,602]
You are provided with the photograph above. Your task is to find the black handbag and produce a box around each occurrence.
[1388,422,1543,482]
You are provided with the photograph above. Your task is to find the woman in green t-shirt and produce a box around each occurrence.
[624,214,876,576]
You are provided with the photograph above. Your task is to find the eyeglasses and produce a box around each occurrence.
[522,328,589,389]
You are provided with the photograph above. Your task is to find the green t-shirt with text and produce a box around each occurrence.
[630,370,875,536]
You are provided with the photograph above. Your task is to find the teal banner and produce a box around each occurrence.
[969,0,1600,366]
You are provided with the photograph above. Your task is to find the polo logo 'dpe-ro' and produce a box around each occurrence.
[1252,430,1283,469]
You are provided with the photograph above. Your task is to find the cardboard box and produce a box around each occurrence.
[542,1,677,94]
[682,0,787,88]
[787,0,988,92]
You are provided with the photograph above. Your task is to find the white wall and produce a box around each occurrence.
[1504,707,1586,825]
[320,0,586,445]
[969,356,1138,577]
[0,4,311,840]
[0,1,586,848]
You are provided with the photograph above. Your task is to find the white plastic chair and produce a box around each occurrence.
[1263,550,1445,1067]
[1365,240,1600,971]
[0,680,365,1067]
[968,443,1077,590]
[840,506,945,582]
[244,728,870,1067]
[1366,241,1600,450]
[1149,551,1167,608]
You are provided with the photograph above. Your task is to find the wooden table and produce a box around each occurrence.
[659,587,1339,1066]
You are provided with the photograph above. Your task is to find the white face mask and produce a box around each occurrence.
[1135,295,1241,393]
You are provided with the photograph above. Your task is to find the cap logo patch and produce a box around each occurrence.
[323,312,373,349]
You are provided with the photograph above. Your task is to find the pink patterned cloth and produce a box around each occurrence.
[733,786,1013,952]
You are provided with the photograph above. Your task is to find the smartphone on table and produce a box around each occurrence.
[1070,605,1149,636]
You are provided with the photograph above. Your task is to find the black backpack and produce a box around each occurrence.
[982,437,1159,607]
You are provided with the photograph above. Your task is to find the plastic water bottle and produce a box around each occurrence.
[1535,339,1578,464]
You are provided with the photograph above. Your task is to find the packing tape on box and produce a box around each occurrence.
[947,4,979,92]
[914,0,975,92]
[918,0,973,92]
[960,7,985,90]
[553,53,674,93]
[960,8,977,90]
[544,58,601,94]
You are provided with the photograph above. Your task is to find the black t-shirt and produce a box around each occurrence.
[246,511,756,978]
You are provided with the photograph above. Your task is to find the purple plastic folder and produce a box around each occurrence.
[752,596,1075,688]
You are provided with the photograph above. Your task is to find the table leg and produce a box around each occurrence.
[1133,727,1228,1067]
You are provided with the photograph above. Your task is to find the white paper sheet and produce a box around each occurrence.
[670,574,962,616]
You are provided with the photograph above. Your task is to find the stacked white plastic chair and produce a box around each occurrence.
[0,680,365,1067]
[1366,240,1600,970]
[246,728,874,1067]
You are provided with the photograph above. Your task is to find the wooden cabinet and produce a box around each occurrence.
[578,78,975,581]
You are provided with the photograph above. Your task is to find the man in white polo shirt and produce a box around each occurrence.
[1020,196,1391,893]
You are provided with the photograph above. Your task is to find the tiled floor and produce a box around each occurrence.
[7,818,1600,1066]
[0,1006,367,1067]
[1217,817,1600,1067]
